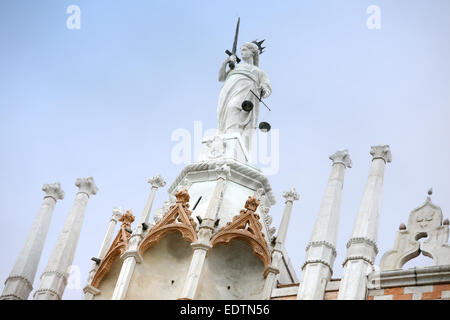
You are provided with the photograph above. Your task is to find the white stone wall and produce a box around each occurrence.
[126,233,193,299]
[196,239,265,300]
[93,259,123,300]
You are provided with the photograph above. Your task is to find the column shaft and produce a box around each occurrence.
[178,164,230,300]
[179,247,208,299]
[111,256,136,300]
[97,217,120,260]
[298,150,351,300]
[34,177,97,300]
[1,183,63,300]
[109,175,165,300]
[262,188,299,300]
[338,145,391,300]
[84,208,123,299]
[142,174,166,224]
[140,187,157,224]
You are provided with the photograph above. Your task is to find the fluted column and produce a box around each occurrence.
[34,177,98,300]
[338,145,391,300]
[1,183,64,300]
[179,164,231,300]
[297,150,352,300]
[140,174,166,225]
[84,207,123,300]
[111,175,165,300]
[261,188,299,300]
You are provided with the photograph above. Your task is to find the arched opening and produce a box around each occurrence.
[402,233,435,269]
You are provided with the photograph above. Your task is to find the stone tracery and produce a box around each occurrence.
[138,188,198,255]
[211,196,271,269]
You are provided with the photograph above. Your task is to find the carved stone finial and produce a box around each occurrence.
[399,223,406,230]
[282,188,300,203]
[119,210,135,226]
[111,207,124,222]
[42,182,65,201]
[244,196,260,212]
[380,194,450,270]
[75,177,98,197]
[443,219,449,226]
[428,188,433,196]
[215,164,231,180]
[148,174,166,189]
[175,188,190,205]
[370,145,392,163]
[329,149,352,168]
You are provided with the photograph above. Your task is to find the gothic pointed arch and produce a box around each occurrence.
[138,188,197,255]
[91,210,135,288]
[211,196,271,268]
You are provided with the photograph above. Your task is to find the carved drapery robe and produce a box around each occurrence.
[217,63,271,151]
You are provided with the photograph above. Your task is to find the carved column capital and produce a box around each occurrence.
[83,284,100,296]
[111,207,123,222]
[42,183,65,201]
[370,145,392,163]
[282,188,299,203]
[148,174,166,189]
[215,164,231,180]
[120,250,143,264]
[263,266,280,278]
[329,149,352,168]
[75,177,98,197]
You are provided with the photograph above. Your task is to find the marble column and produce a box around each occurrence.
[140,174,166,225]
[1,183,64,300]
[111,175,165,300]
[297,150,352,300]
[84,207,123,300]
[33,177,98,300]
[97,207,124,261]
[261,188,299,300]
[338,145,391,300]
[110,231,143,300]
[179,164,231,300]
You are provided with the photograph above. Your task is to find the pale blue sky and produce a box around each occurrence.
[0,1,449,299]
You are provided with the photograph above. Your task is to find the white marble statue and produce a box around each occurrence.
[217,42,272,152]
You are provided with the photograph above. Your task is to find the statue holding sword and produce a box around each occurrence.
[217,17,272,152]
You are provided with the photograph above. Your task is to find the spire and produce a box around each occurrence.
[297,149,351,300]
[338,145,391,300]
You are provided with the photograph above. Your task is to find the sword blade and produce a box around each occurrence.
[231,17,240,55]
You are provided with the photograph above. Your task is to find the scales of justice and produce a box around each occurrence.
[215,17,273,156]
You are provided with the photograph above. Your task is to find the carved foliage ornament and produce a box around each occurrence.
[91,210,135,288]
[42,182,65,200]
[370,145,392,163]
[329,149,352,168]
[211,196,271,269]
[138,188,197,255]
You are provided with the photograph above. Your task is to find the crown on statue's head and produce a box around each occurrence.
[252,39,266,54]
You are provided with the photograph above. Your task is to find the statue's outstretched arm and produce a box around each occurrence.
[259,70,272,98]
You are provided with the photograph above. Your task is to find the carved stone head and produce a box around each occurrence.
[408,197,443,235]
